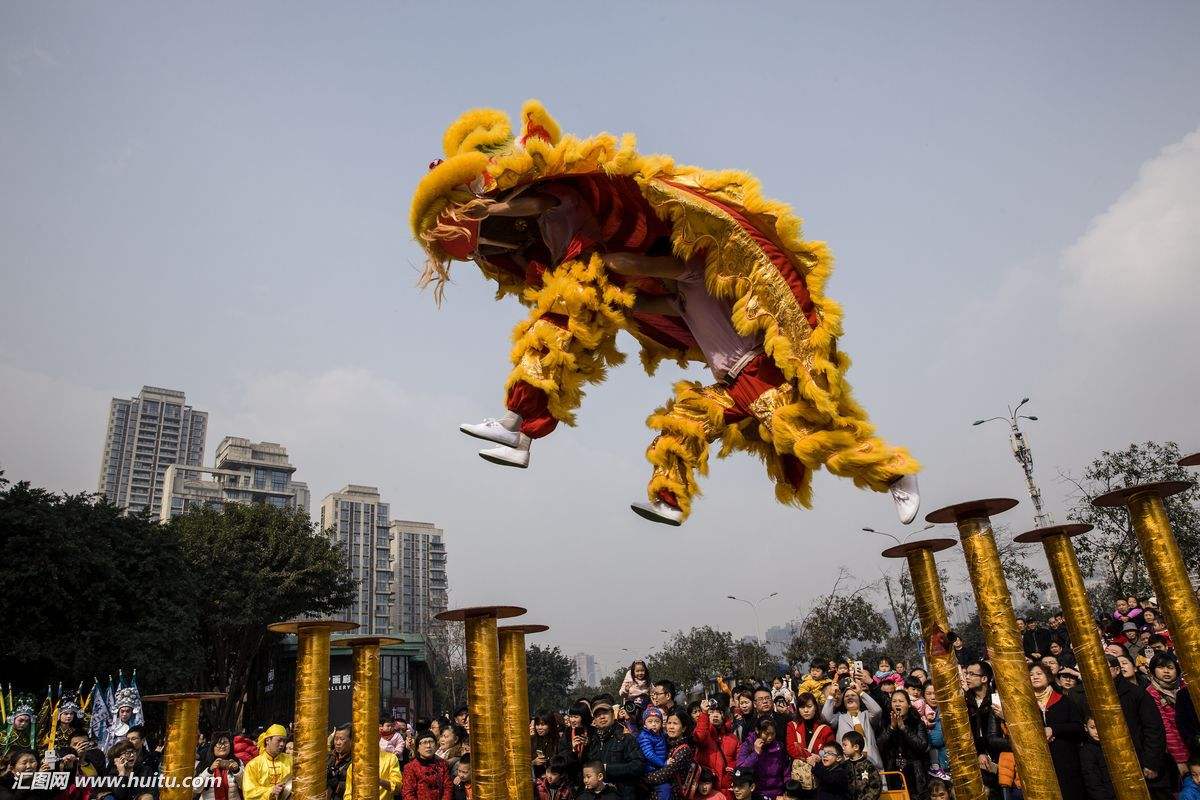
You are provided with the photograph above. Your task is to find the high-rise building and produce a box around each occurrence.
[573,652,598,687]
[388,520,448,634]
[321,485,393,635]
[158,437,309,522]
[98,386,208,513]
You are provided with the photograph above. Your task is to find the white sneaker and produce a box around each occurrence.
[478,435,531,468]
[460,417,522,447]
[890,473,920,524]
[630,500,684,526]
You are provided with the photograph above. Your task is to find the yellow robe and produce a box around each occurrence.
[343,750,403,800]
[242,752,294,800]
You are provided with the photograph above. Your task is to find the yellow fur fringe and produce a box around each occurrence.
[504,253,633,426]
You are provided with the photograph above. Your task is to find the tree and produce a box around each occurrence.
[648,627,735,692]
[427,621,466,715]
[526,645,576,714]
[877,571,920,668]
[0,481,203,690]
[732,638,778,682]
[598,665,628,700]
[167,502,355,729]
[994,525,1051,607]
[1063,441,1200,611]
[785,570,890,665]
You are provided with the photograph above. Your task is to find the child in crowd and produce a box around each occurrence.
[696,768,728,800]
[620,661,652,700]
[581,761,619,800]
[809,743,849,800]
[1113,598,1143,624]
[451,756,471,800]
[841,733,880,800]
[1080,718,1116,800]
[730,769,766,800]
[1180,759,1200,800]
[534,756,574,800]
[928,777,953,800]
[638,707,670,800]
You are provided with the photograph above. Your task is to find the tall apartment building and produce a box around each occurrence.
[321,486,393,635]
[388,520,448,634]
[573,653,598,687]
[159,437,309,521]
[97,386,208,513]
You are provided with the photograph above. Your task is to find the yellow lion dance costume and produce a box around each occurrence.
[410,101,919,526]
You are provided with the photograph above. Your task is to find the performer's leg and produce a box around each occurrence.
[466,254,632,467]
[635,381,739,525]
[729,355,920,519]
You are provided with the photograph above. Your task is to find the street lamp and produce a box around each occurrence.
[973,397,1050,527]
[726,592,778,643]
[862,523,934,546]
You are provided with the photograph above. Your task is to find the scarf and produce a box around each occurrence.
[1150,674,1178,704]
[213,766,229,800]
[1032,685,1054,710]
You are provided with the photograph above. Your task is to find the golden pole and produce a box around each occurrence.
[1015,524,1150,800]
[144,692,224,800]
[343,637,403,800]
[437,606,526,800]
[927,499,1062,800]
[882,540,985,800]
[498,624,549,800]
[1093,481,1200,686]
[269,619,358,800]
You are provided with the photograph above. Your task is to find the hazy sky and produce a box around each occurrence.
[3,2,1199,676]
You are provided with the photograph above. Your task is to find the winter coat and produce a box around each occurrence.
[584,726,645,800]
[796,677,833,702]
[822,694,884,769]
[1078,738,1116,800]
[735,733,788,799]
[233,737,259,765]
[1146,682,1189,765]
[1178,687,1199,758]
[1180,777,1200,800]
[646,738,696,800]
[1040,692,1085,800]
[785,719,835,764]
[692,711,737,792]
[533,777,573,800]
[579,785,621,800]
[620,672,651,700]
[196,762,245,800]
[811,761,850,800]
[638,728,668,771]
[965,690,1010,795]
[874,714,930,800]
[924,709,948,773]
[844,756,881,800]
[1114,678,1173,794]
[402,757,452,800]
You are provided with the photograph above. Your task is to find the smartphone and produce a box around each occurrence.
[852,660,863,675]
[990,692,1002,709]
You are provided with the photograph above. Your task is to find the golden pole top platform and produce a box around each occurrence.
[267,619,359,634]
[436,605,527,622]
[1012,522,1093,544]
[879,537,959,559]
[925,497,1020,524]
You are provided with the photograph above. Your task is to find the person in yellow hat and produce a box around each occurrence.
[343,743,404,800]
[244,725,293,800]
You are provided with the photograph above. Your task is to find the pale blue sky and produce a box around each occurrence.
[3,2,1199,672]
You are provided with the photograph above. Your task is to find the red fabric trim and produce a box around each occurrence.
[662,181,819,329]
